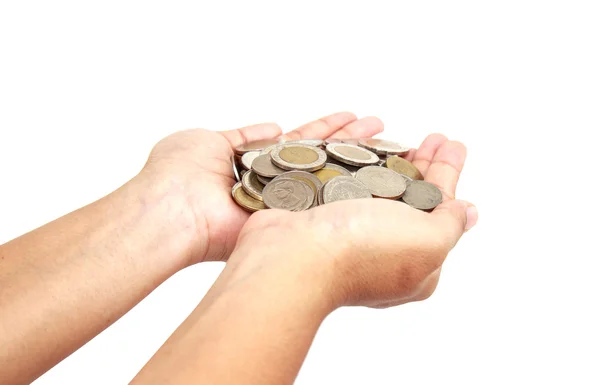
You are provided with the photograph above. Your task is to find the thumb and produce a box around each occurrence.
[430,199,478,251]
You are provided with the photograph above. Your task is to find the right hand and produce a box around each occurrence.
[233,134,478,309]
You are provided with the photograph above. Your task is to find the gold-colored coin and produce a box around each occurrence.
[313,163,353,184]
[271,144,327,172]
[280,146,319,164]
[385,156,424,180]
[231,182,265,212]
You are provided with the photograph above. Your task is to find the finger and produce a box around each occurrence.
[327,116,384,139]
[424,140,467,200]
[281,111,357,141]
[404,148,417,162]
[411,134,448,176]
[221,123,283,148]
[430,199,477,251]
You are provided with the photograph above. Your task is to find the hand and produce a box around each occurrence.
[139,112,384,265]
[234,134,478,309]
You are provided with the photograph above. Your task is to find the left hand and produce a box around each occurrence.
[138,112,384,265]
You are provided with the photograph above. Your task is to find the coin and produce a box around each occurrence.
[325,143,379,167]
[234,138,283,155]
[358,138,410,156]
[325,157,361,176]
[262,178,314,211]
[317,184,325,205]
[256,174,273,185]
[401,180,443,211]
[231,155,241,182]
[355,166,407,199]
[251,154,287,178]
[322,176,373,204]
[241,170,265,201]
[231,182,266,212]
[271,144,327,172]
[241,151,260,170]
[385,156,424,180]
[273,171,323,208]
[284,139,324,147]
[313,163,353,184]
[356,166,406,198]
[259,144,279,156]
[324,138,359,145]
[398,173,413,184]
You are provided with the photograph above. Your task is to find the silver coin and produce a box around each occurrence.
[234,138,283,155]
[358,138,410,156]
[273,171,323,208]
[256,174,273,185]
[270,144,327,172]
[241,151,261,171]
[322,176,373,204]
[325,143,379,167]
[317,184,325,205]
[399,173,413,184]
[401,180,443,211]
[231,155,241,182]
[262,178,314,211]
[259,144,280,156]
[251,154,287,178]
[284,139,324,147]
[241,170,265,201]
[355,166,407,199]
[324,138,360,145]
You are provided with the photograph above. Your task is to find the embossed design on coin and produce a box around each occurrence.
[385,156,424,180]
[355,166,407,199]
[313,163,353,184]
[401,180,443,211]
[271,144,327,172]
[241,170,265,201]
[358,138,410,156]
[273,171,322,208]
[322,176,372,203]
[251,154,287,178]
[231,155,241,182]
[284,139,324,147]
[256,174,273,185]
[234,138,282,155]
[241,151,260,170]
[232,182,265,212]
[325,143,379,167]
[262,179,314,211]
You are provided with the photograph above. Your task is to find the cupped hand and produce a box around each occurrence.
[140,112,384,264]
[237,134,478,309]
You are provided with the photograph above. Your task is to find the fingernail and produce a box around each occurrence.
[465,206,478,231]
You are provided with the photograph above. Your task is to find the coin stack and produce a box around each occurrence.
[231,138,443,213]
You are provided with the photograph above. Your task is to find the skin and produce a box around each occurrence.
[0,112,386,385]
[131,133,478,384]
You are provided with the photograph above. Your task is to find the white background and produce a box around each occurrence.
[1,1,599,384]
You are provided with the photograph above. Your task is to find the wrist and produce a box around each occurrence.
[222,228,341,315]
[125,169,200,270]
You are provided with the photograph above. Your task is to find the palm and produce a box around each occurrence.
[145,112,384,263]
[240,133,473,307]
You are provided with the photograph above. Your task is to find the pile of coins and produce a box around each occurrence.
[231,138,443,212]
